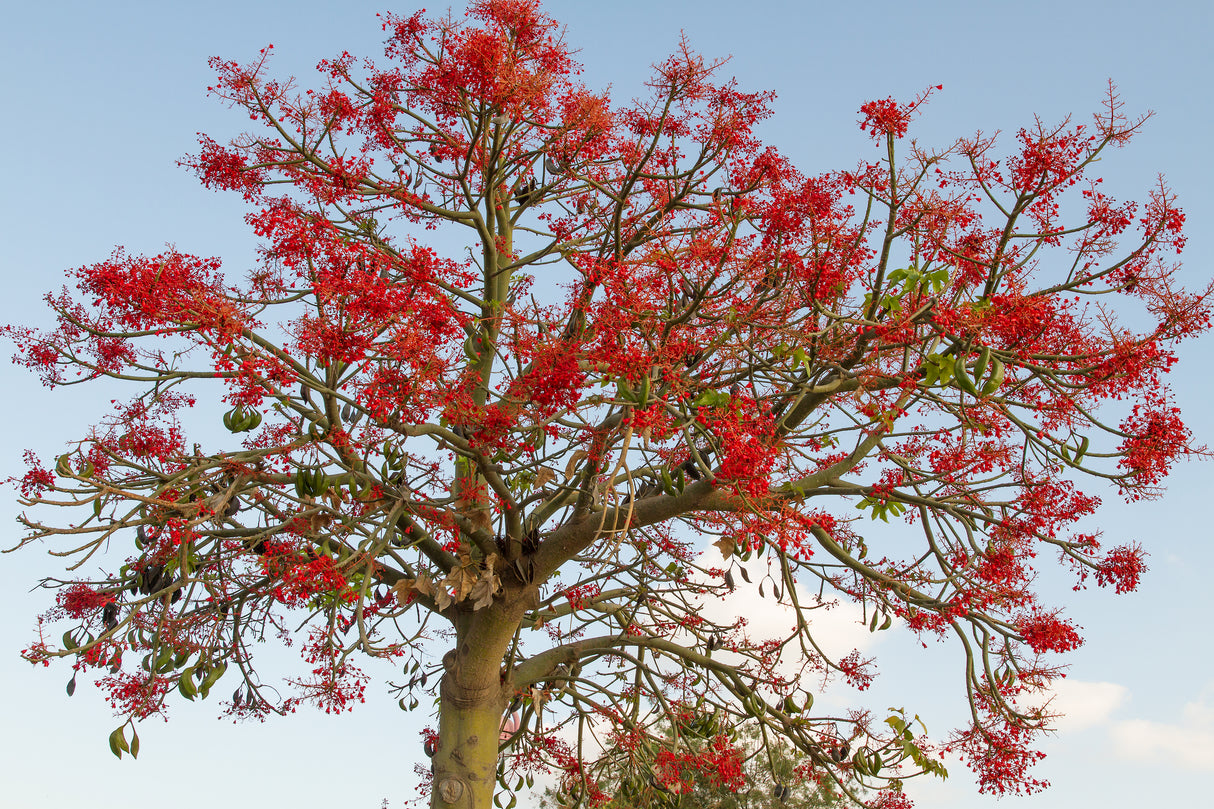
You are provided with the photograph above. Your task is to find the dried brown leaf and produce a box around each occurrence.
[444,566,478,603]
[713,536,737,560]
[564,449,589,479]
[468,574,500,610]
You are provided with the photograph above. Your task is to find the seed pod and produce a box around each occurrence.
[973,345,991,380]
[139,565,158,595]
[953,355,981,397]
[102,603,119,632]
[980,357,1005,396]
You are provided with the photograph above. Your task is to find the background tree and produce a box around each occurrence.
[542,717,865,809]
[4,1,1210,808]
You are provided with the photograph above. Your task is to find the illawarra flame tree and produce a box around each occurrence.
[6,3,1210,807]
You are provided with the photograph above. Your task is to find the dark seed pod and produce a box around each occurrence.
[773,782,790,803]
[233,687,243,707]
[102,603,119,632]
[66,675,77,697]
[147,567,167,594]
[513,177,538,207]
[139,565,159,595]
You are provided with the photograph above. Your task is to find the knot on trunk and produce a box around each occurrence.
[440,671,500,709]
[437,777,466,804]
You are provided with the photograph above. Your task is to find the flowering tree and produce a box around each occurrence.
[5,2,1210,807]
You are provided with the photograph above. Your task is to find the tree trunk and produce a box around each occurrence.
[431,610,520,809]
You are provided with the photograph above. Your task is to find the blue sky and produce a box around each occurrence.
[2,1,1212,806]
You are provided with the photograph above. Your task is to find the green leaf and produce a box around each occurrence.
[129,727,140,759]
[108,726,129,759]
[692,389,730,409]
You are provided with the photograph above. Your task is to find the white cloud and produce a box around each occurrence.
[691,549,883,658]
[1029,679,1129,732]
[685,550,893,706]
[1107,684,1214,771]
[1022,679,1214,772]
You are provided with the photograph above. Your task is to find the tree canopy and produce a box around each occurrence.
[5,1,1210,807]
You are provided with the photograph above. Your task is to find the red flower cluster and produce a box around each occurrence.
[858,85,941,140]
